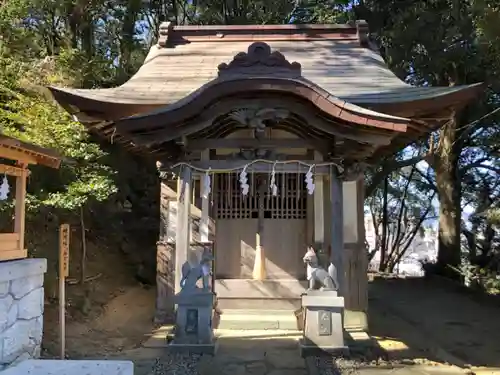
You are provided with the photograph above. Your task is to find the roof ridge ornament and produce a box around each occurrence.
[356,20,369,47]
[217,42,302,78]
[158,22,173,48]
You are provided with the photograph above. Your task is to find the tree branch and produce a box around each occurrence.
[365,153,431,198]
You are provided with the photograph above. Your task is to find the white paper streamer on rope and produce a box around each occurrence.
[201,168,211,199]
[270,162,278,196]
[170,159,343,174]
[305,165,315,195]
[0,175,9,201]
[239,165,249,196]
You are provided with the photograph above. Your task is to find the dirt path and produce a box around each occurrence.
[43,285,156,358]
[369,276,500,369]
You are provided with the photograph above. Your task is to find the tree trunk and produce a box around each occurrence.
[434,117,462,279]
[80,206,87,284]
[379,177,389,272]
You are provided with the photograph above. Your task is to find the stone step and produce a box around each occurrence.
[216,309,299,330]
[217,298,301,310]
[215,279,307,299]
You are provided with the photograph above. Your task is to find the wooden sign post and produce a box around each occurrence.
[59,224,70,359]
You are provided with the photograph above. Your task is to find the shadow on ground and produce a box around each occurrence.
[368,275,500,370]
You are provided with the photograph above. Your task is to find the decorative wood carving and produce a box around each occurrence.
[228,107,290,136]
[230,148,287,161]
[218,42,302,78]
[339,162,367,181]
[356,20,369,47]
[157,22,173,48]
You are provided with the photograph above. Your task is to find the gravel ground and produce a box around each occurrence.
[307,356,469,375]
[105,350,204,375]
[141,354,202,375]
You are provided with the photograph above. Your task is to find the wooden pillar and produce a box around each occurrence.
[342,177,368,325]
[175,167,192,294]
[313,152,324,250]
[330,167,345,296]
[155,180,176,323]
[14,164,28,251]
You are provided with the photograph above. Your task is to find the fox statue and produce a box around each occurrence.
[180,247,213,291]
[302,246,339,291]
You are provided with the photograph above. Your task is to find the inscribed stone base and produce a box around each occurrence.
[300,290,347,357]
[0,259,47,370]
[172,290,215,352]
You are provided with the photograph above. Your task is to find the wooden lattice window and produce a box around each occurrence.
[214,173,307,220]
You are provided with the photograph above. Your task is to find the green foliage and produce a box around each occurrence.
[290,0,353,24]
[0,53,116,213]
[360,0,500,282]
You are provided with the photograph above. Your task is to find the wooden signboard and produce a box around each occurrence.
[59,224,70,277]
[58,223,70,359]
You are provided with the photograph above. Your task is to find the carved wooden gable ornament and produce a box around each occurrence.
[217,42,302,79]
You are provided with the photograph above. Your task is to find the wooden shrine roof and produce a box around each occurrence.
[49,22,482,122]
[0,134,61,168]
[47,22,483,166]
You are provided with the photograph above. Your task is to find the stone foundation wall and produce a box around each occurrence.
[0,258,46,370]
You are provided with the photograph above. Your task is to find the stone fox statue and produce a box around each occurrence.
[303,246,339,291]
[180,247,213,291]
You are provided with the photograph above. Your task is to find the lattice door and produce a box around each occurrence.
[213,173,307,220]
[214,173,308,279]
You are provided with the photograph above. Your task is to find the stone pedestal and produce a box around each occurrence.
[0,259,46,370]
[299,290,349,357]
[170,290,216,354]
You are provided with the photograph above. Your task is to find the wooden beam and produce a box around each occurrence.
[209,154,312,161]
[0,146,38,165]
[0,164,31,177]
[0,233,21,252]
[0,249,27,261]
[175,166,192,294]
[185,138,330,150]
[168,160,337,174]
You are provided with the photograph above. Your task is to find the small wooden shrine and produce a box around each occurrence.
[48,22,483,329]
[0,134,61,261]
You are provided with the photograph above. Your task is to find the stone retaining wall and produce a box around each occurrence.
[0,258,47,370]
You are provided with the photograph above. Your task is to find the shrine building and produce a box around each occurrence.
[49,22,482,330]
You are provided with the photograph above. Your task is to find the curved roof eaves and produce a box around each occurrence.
[48,39,483,119]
